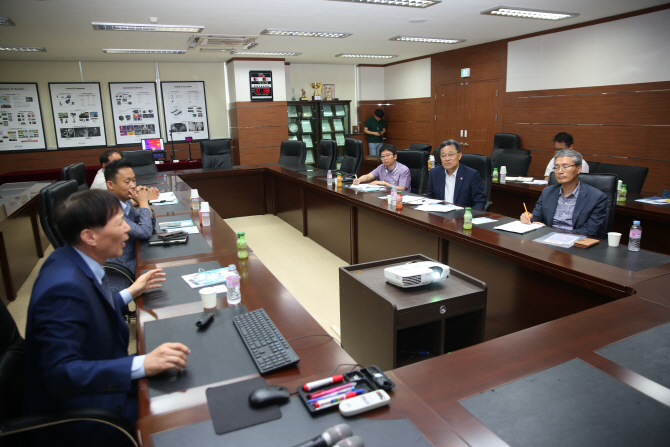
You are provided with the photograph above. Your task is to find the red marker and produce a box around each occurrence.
[303,374,344,392]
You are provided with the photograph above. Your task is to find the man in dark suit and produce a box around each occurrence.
[24,190,190,446]
[427,139,486,210]
[521,149,607,238]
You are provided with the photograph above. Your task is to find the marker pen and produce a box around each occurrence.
[303,374,344,392]
[314,389,364,408]
[308,383,357,402]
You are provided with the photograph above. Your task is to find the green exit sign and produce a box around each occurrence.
[461,68,470,78]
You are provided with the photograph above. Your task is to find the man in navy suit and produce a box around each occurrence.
[427,139,486,210]
[521,149,607,238]
[24,190,190,446]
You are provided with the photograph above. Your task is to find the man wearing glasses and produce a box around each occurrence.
[353,145,411,191]
[521,149,607,238]
[426,140,486,209]
[543,132,589,180]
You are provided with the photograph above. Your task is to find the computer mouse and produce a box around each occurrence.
[248,386,290,408]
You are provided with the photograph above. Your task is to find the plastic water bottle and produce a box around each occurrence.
[628,220,641,252]
[190,188,200,211]
[500,166,507,184]
[391,182,397,202]
[236,231,248,259]
[463,207,473,230]
[327,170,333,185]
[428,155,435,170]
[226,271,241,306]
[492,168,499,183]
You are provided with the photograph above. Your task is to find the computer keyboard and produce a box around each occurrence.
[233,308,300,373]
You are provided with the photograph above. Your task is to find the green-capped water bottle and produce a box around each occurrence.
[463,207,473,230]
[236,231,248,259]
[618,184,627,202]
[492,168,499,183]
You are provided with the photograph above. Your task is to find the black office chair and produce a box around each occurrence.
[339,138,363,176]
[549,172,618,238]
[460,153,493,210]
[594,163,649,194]
[408,143,432,154]
[584,161,600,172]
[38,180,79,249]
[121,150,158,178]
[316,140,337,171]
[396,150,429,195]
[278,140,306,165]
[61,163,88,191]
[200,138,233,169]
[493,133,521,150]
[0,302,138,447]
[493,153,532,177]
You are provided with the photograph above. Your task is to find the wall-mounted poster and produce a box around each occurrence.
[0,83,47,151]
[161,81,209,141]
[49,82,107,148]
[109,82,161,145]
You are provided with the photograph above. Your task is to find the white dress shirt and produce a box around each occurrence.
[444,166,459,204]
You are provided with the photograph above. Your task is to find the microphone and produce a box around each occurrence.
[292,424,353,447]
[334,436,365,447]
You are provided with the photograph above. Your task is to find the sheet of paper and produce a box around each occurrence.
[494,220,544,234]
[523,180,548,185]
[347,184,383,191]
[165,226,199,234]
[182,267,229,289]
[150,191,178,205]
[472,217,497,224]
[415,204,462,212]
[635,198,670,205]
[158,219,194,229]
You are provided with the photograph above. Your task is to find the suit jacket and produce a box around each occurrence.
[24,245,137,446]
[107,200,154,274]
[426,164,487,210]
[531,182,608,238]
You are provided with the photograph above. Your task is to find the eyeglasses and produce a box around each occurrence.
[381,154,394,159]
[441,152,459,159]
[553,164,576,172]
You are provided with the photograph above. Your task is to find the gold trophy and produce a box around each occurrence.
[300,88,308,101]
[311,82,322,100]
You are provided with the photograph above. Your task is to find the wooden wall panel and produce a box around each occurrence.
[231,101,288,165]
[431,41,506,86]
[237,126,288,148]
[385,122,433,143]
[384,99,433,123]
[239,146,281,165]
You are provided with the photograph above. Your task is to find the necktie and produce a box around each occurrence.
[101,273,115,310]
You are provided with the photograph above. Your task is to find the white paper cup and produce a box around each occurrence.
[387,195,392,204]
[607,232,622,247]
[199,287,217,309]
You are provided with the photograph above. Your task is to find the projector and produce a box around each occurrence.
[384,261,450,288]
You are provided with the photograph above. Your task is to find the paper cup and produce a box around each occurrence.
[199,287,217,309]
[607,232,622,247]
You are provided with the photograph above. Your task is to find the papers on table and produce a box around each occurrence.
[635,197,670,205]
[494,220,544,234]
[472,217,497,224]
[415,204,463,213]
[533,232,583,248]
[505,177,534,182]
[523,180,548,185]
[182,267,229,289]
[165,226,199,234]
[149,191,178,205]
[159,219,194,229]
[348,184,384,191]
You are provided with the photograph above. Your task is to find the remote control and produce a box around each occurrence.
[338,389,390,416]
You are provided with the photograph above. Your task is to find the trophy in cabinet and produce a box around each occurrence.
[311,82,322,100]
[300,88,308,101]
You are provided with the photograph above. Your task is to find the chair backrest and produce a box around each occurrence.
[594,163,649,194]
[200,139,233,169]
[38,180,79,249]
[316,139,338,171]
[491,147,531,166]
[121,150,158,178]
[0,301,25,424]
[493,133,521,150]
[408,143,432,154]
[396,150,429,195]
[460,153,492,209]
[278,140,307,165]
[584,160,600,172]
[61,162,88,191]
[493,153,532,177]
[340,138,363,176]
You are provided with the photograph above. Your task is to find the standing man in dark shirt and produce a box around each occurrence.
[364,108,386,156]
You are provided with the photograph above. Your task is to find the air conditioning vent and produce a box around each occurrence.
[187,34,258,50]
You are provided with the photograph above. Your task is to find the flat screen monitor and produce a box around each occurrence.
[141,138,166,161]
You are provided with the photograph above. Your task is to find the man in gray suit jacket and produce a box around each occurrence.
[521,149,607,238]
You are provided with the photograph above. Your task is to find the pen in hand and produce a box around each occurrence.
[522,202,531,223]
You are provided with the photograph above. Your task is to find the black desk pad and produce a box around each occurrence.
[460,359,670,447]
[142,260,223,310]
[301,169,328,177]
[140,215,213,261]
[151,202,187,213]
[476,217,670,271]
[137,178,167,186]
[596,322,670,389]
[144,305,255,398]
[0,181,37,190]
[282,165,318,172]
[152,390,432,447]
[206,376,281,435]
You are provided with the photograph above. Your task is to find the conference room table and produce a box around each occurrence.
[133,166,670,446]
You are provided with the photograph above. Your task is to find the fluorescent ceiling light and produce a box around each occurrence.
[92,22,203,33]
[390,36,465,44]
[336,53,398,59]
[328,0,441,8]
[0,46,46,52]
[230,50,302,56]
[481,6,579,21]
[0,17,16,26]
[103,49,186,54]
[261,28,351,38]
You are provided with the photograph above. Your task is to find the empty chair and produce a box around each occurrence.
[278,140,306,165]
[584,161,601,172]
[38,180,79,249]
[408,143,432,154]
[460,153,493,210]
[340,138,363,176]
[493,153,532,177]
[61,163,88,191]
[396,150,429,195]
[594,163,649,194]
[121,150,158,178]
[316,139,337,171]
[493,133,521,150]
[200,138,233,169]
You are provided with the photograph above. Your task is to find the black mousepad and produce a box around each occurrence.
[206,376,281,435]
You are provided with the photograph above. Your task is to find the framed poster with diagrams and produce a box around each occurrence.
[49,82,107,149]
[109,82,161,145]
[0,83,47,151]
[161,81,209,141]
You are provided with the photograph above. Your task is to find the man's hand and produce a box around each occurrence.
[133,186,151,208]
[144,342,191,376]
[520,212,533,224]
[353,178,360,185]
[148,187,159,201]
[127,268,165,298]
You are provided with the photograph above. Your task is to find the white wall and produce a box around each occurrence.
[229,60,287,102]
[384,58,431,100]
[359,66,384,101]
[507,9,670,92]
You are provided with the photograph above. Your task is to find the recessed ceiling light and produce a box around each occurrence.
[261,28,351,38]
[390,36,465,44]
[92,22,203,33]
[103,49,186,54]
[0,17,16,26]
[0,46,46,52]
[336,54,398,59]
[481,6,579,21]
[229,50,302,56]
[328,0,441,8]
[409,19,427,23]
